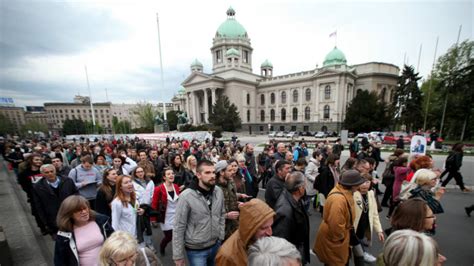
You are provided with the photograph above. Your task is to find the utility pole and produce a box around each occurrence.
[84,65,96,133]
[423,37,438,131]
[156,13,168,131]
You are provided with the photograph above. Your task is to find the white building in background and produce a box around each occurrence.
[177,7,399,133]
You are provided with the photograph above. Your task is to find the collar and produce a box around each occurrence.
[47,177,61,188]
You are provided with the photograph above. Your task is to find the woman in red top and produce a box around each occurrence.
[151,168,180,255]
[387,156,410,218]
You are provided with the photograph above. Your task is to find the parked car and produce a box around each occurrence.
[314,131,328,138]
[357,133,369,139]
[286,131,299,138]
[383,132,411,144]
[268,131,277,137]
[326,131,338,137]
[276,131,285,137]
[302,131,313,137]
[368,131,385,142]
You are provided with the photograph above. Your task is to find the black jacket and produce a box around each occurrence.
[54,214,114,266]
[264,175,285,209]
[272,190,310,264]
[151,157,166,184]
[95,185,116,218]
[33,177,78,233]
[314,165,335,198]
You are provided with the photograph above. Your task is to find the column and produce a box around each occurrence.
[191,92,197,125]
[203,89,209,123]
[211,88,216,106]
[299,87,303,122]
[186,93,191,117]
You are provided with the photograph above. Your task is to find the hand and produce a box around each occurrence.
[137,208,145,216]
[239,193,250,199]
[179,185,185,192]
[436,187,446,198]
[175,259,185,266]
[81,181,88,187]
[226,211,239,220]
[238,202,245,208]
[378,232,385,242]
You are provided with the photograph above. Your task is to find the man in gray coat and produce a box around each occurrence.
[173,159,225,266]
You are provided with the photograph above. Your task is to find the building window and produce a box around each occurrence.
[305,88,311,101]
[280,126,285,131]
[303,125,309,132]
[292,108,298,121]
[260,94,265,105]
[281,108,286,121]
[325,85,331,100]
[281,91,286,104]
[260,110,265,122]
[270,109,275,121]
[246,93,250,105]
[259,126,264,132]
[305,107,310,120]
[291,126,297,131]
[247,110,250,122]
[270,93,275,104]
[324,105,330,119]
[216,50,222,63]
[293,90,298,103]
[243,50,249,63]
[381,87,387,102]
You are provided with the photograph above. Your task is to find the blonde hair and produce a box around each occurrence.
[56,195,96,232]
[99,231,138,266]
[383,229,439,266]
[412,169,438,186]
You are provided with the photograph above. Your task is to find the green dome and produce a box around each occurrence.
[226,48,240,57]
[216,7,247,38]
[178,85,185,95]
[323,47,347,66]
[261,59,273,68]
[190,58,203,68]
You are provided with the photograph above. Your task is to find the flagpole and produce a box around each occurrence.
[416,44,422,73]
[156,13,167,123]
[84,66,96,128]
[423,37,438,131]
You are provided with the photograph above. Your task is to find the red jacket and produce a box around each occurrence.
[151,183,180,223]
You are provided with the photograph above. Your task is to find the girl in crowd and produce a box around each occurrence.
[380,149,405,208]
[112,153,137,176]
[132,166,155,250]
[228,158,246,194]
[387,156,409,218]
[95,168,118,218]
[314,154,340,214]
[170,154,190,191]
[353,173,384,263]
[55,195,114,266]
[99,231,161,266]
[94,154,109,175]
[388,198,437,236]
[151,168,180,255]
[111,175,144,238]
[305,150,323,210]
[185,155,198,182]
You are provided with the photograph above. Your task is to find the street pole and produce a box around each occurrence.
[156,13,168,130]
[423,36,438,131]
[416,43,422,74]
[84,65,96,133]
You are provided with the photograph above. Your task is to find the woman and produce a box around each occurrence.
[406,155,433,182]
[305,151,322,210]
[314,154,340,214]
[387,156,409,218]
[441,143,471,192]
[151,168,180,255]
[94,154,109,175]
[54,195,114,266]
[353,173,384,263]
[388,198,437,235]
[185,155,198,176]
[112,154,137,176]
[99,231,161,266]
[381,149,404,208]
[341,157,357,174]
[111,175,144,237]
[229,158,246,194]
[409,169,445,215]
[132,167,155,249]
[379,229,446,266]
[237,154,257,198]
[95,168,117,218]
[170,154,190,191]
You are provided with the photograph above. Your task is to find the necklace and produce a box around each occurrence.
[362,195,369,214]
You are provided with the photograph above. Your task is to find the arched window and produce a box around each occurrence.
[390,89,394,102]
[247,110,250,122]
[357,88,362,95]
[281,108,286,121]
[325,85,331,100]
[293,90,298,103]
[260,94,265,105]
[292,107,298,121]
[305,88,311,101]
[324,105,330,119]
[304,106,310,120]
[381,87,387,102]
[281,91,287,104]
[246,93,250,105]
[270,93,275,104]
[260,110,265,122]
[270,109,275,121]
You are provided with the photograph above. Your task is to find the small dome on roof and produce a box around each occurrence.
[226,48,240,57]
[261,59,273,68]
[216,7,247,38]
[178,85,185,95]
[190,59,203,68]
[323,46,347,67]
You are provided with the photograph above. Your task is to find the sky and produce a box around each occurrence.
[0,0,472,107]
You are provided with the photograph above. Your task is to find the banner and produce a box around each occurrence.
[65,131,213,143]
[410,135,427,156]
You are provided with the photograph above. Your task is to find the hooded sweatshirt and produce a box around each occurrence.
[215,198,275,266]
[68,165,102,200]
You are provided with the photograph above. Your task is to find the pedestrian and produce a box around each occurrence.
[172,160,225,266]
[380,149,404,207]
[54,195,114,266]
[149,149,166,185]
[273,143,287,161]
[313,154,340,214]
[51,155,72,179]
[215,161,240,240]
[441,143,471,192]
[272,171,310,264]
[93,154,109,176]
[68,155,102,209]
[409,169,445,215]
[247,236,302,266]
[349,138,360,158]
[387,156,410,219]
[333,138,344,157]
[132,167,155,250]
[33,164,78,237]
[265,160,292,209]
[170,154,191,192]
[137,150,156,181]
[111,153,137,176]
[151,168,180,256]
[313,170,366,266]
[95,168,117,218]
[386,198,437,236]
[216,198,275,266]
[237,154,257,198]
[396,135,405,150]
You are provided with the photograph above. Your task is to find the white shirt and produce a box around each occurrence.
[111,198,137,237]
[133,179,155,205]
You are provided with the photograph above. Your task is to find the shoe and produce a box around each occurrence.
[363,252,377,263]
[466,207,472,217]
[462,188,472,193]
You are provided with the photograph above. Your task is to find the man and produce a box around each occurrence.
[248,236,302,266]
[349,138,360,158]
[355,159,371,175]
[257,147,273,189]
[173,160,225,266]
[51,155,71,179]
[149,149,166,185]
[412,139,425,153]
[333,138,344,157]
[33,164,77,236]
[272,171,310,264]
[244,144,257,181]
[313,170,366,266]
[137,150,155,180]
[396,135,405,150]
[265,160,292,209]
[273,143,287,161]
[216,198,275,266]
[293,142,308,162]
[215,160,240,240]
[160,147,170,166]
[68,155,102,208]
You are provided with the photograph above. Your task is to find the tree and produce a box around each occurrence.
[390,65,423,131]
[112,116,131,134]
[132,102,158,133]
[344,90,389,133]
[208,95,242,131]
[84,121,104,134]
[63,119,86,135]
[0,114,16,136]
[166,110,180,131]
[21,120,48,135]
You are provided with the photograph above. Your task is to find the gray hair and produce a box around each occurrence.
[40,164,55,174]
[285,171,305,192]
[248,236,301,266]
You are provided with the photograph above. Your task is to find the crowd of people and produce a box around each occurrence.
[0,134,468,265]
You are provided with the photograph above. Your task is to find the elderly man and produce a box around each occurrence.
[33,164,77,236]
[273,143,287,161]
[68,155,102,208]
[248,236,302,266]
[272,171,310,264]
[216,198,275,266]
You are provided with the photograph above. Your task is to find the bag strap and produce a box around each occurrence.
[328,191,353,225]
[140,247,151,266]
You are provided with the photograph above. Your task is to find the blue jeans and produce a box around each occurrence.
[186,241,221,266]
